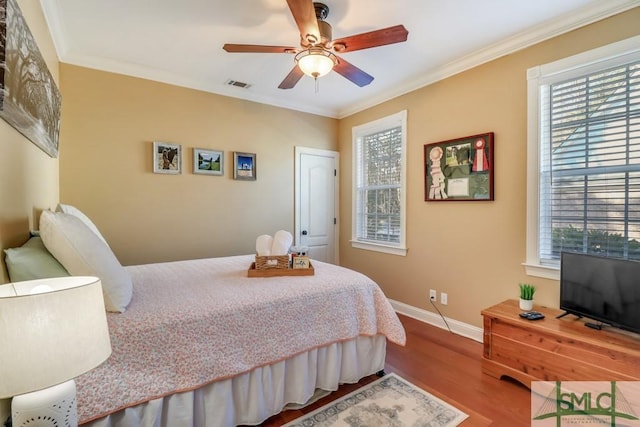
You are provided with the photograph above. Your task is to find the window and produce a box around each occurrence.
[352,110,407,256]
[526,36,640,279]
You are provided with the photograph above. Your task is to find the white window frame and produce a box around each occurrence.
[351,110,408,256]
[525,35,640,280]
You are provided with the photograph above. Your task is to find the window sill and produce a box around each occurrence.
[523,262,559,280]
[350,240,407,256]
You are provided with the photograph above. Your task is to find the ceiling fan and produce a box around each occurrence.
[222,0,408,89]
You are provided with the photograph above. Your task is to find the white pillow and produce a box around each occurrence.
[39,210,132,312]
[56,203,109,246]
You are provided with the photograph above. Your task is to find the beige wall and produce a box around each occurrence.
[58,65,338,265]
[0,1,59,283]
[338,8,640,327]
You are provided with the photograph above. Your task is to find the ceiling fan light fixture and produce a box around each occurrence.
[295,47,337,79]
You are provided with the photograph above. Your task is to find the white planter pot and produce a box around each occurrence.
[519,298,534,311]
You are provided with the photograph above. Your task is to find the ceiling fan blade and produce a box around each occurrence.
[333,57,374,87]
[286,0,320,46]
[278,66,305,89]
[223,44,297,54]
[330,25,408,53]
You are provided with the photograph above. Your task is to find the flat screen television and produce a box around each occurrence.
[560,251,640,334]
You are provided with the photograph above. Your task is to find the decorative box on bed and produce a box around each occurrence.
[247,254,314,277]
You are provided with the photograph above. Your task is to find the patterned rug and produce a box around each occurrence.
[282,373,469,427]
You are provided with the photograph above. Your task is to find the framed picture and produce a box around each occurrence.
[424,132,494,201]
[153,141,182,174]
[0,0,62,158]
[233,152,256,181]
[194,148,224,176]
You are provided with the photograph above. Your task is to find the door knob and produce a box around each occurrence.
[302,230,308,235]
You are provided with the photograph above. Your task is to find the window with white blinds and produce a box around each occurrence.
[540,60,640,263]
[352,111,407,256]
[526,35,640,278]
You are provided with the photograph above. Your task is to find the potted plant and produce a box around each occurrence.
[519,283,536,311]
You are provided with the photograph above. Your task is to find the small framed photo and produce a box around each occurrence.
[233,152,256,181]
[293,256,310,269]
[153,141,182,174]
[194,148,224,176]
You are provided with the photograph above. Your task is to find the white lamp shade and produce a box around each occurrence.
[0,276,112,398]
[296,48,337,78]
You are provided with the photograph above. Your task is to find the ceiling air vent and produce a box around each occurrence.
[225,79,252,89]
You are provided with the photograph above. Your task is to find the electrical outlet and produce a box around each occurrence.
[441,292,448,305]
[429,289,436,301]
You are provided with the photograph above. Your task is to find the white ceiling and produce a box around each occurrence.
[40,0,640,118]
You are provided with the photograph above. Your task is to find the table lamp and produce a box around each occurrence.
[0,276,112,427]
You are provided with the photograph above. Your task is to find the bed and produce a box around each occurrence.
[3,206,406,427]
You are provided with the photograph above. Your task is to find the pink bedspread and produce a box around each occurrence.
[76,255,406,424]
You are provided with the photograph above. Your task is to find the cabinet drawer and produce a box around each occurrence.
[490,334,637,381]
[491,319,640,378]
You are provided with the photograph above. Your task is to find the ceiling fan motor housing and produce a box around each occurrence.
[317,20,332,45]
[306,2,330,45]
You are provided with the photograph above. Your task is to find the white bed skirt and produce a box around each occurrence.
[83,335,386,427]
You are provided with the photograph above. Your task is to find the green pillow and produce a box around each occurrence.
[4,236,70,282]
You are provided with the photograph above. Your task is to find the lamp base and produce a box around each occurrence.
[11,380,77,427]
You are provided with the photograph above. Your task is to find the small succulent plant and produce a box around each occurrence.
[519,283,536,300]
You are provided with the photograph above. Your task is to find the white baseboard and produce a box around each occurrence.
[389,299,484,343]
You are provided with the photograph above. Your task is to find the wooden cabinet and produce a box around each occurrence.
[481,299,640,388]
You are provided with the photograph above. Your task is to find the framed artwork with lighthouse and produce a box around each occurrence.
[424,132,494,201]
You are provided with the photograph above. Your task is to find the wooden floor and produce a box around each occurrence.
[261,313,531,426]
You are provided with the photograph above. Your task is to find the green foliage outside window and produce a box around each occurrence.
[552,225,640,259]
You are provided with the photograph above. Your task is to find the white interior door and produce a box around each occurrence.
[295,147,339,264]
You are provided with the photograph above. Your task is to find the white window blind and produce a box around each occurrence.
[539,59,640,264]
[352,111,407,256]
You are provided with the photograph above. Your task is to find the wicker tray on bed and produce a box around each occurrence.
[254,255,290,269]
[247,262,314,277]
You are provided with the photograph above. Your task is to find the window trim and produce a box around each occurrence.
[351,110,408,256]
[525,35,640,279]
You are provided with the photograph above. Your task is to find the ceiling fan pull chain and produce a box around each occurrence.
[315,77,319,94]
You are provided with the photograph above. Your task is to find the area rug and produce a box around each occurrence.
[282,373,469,427]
